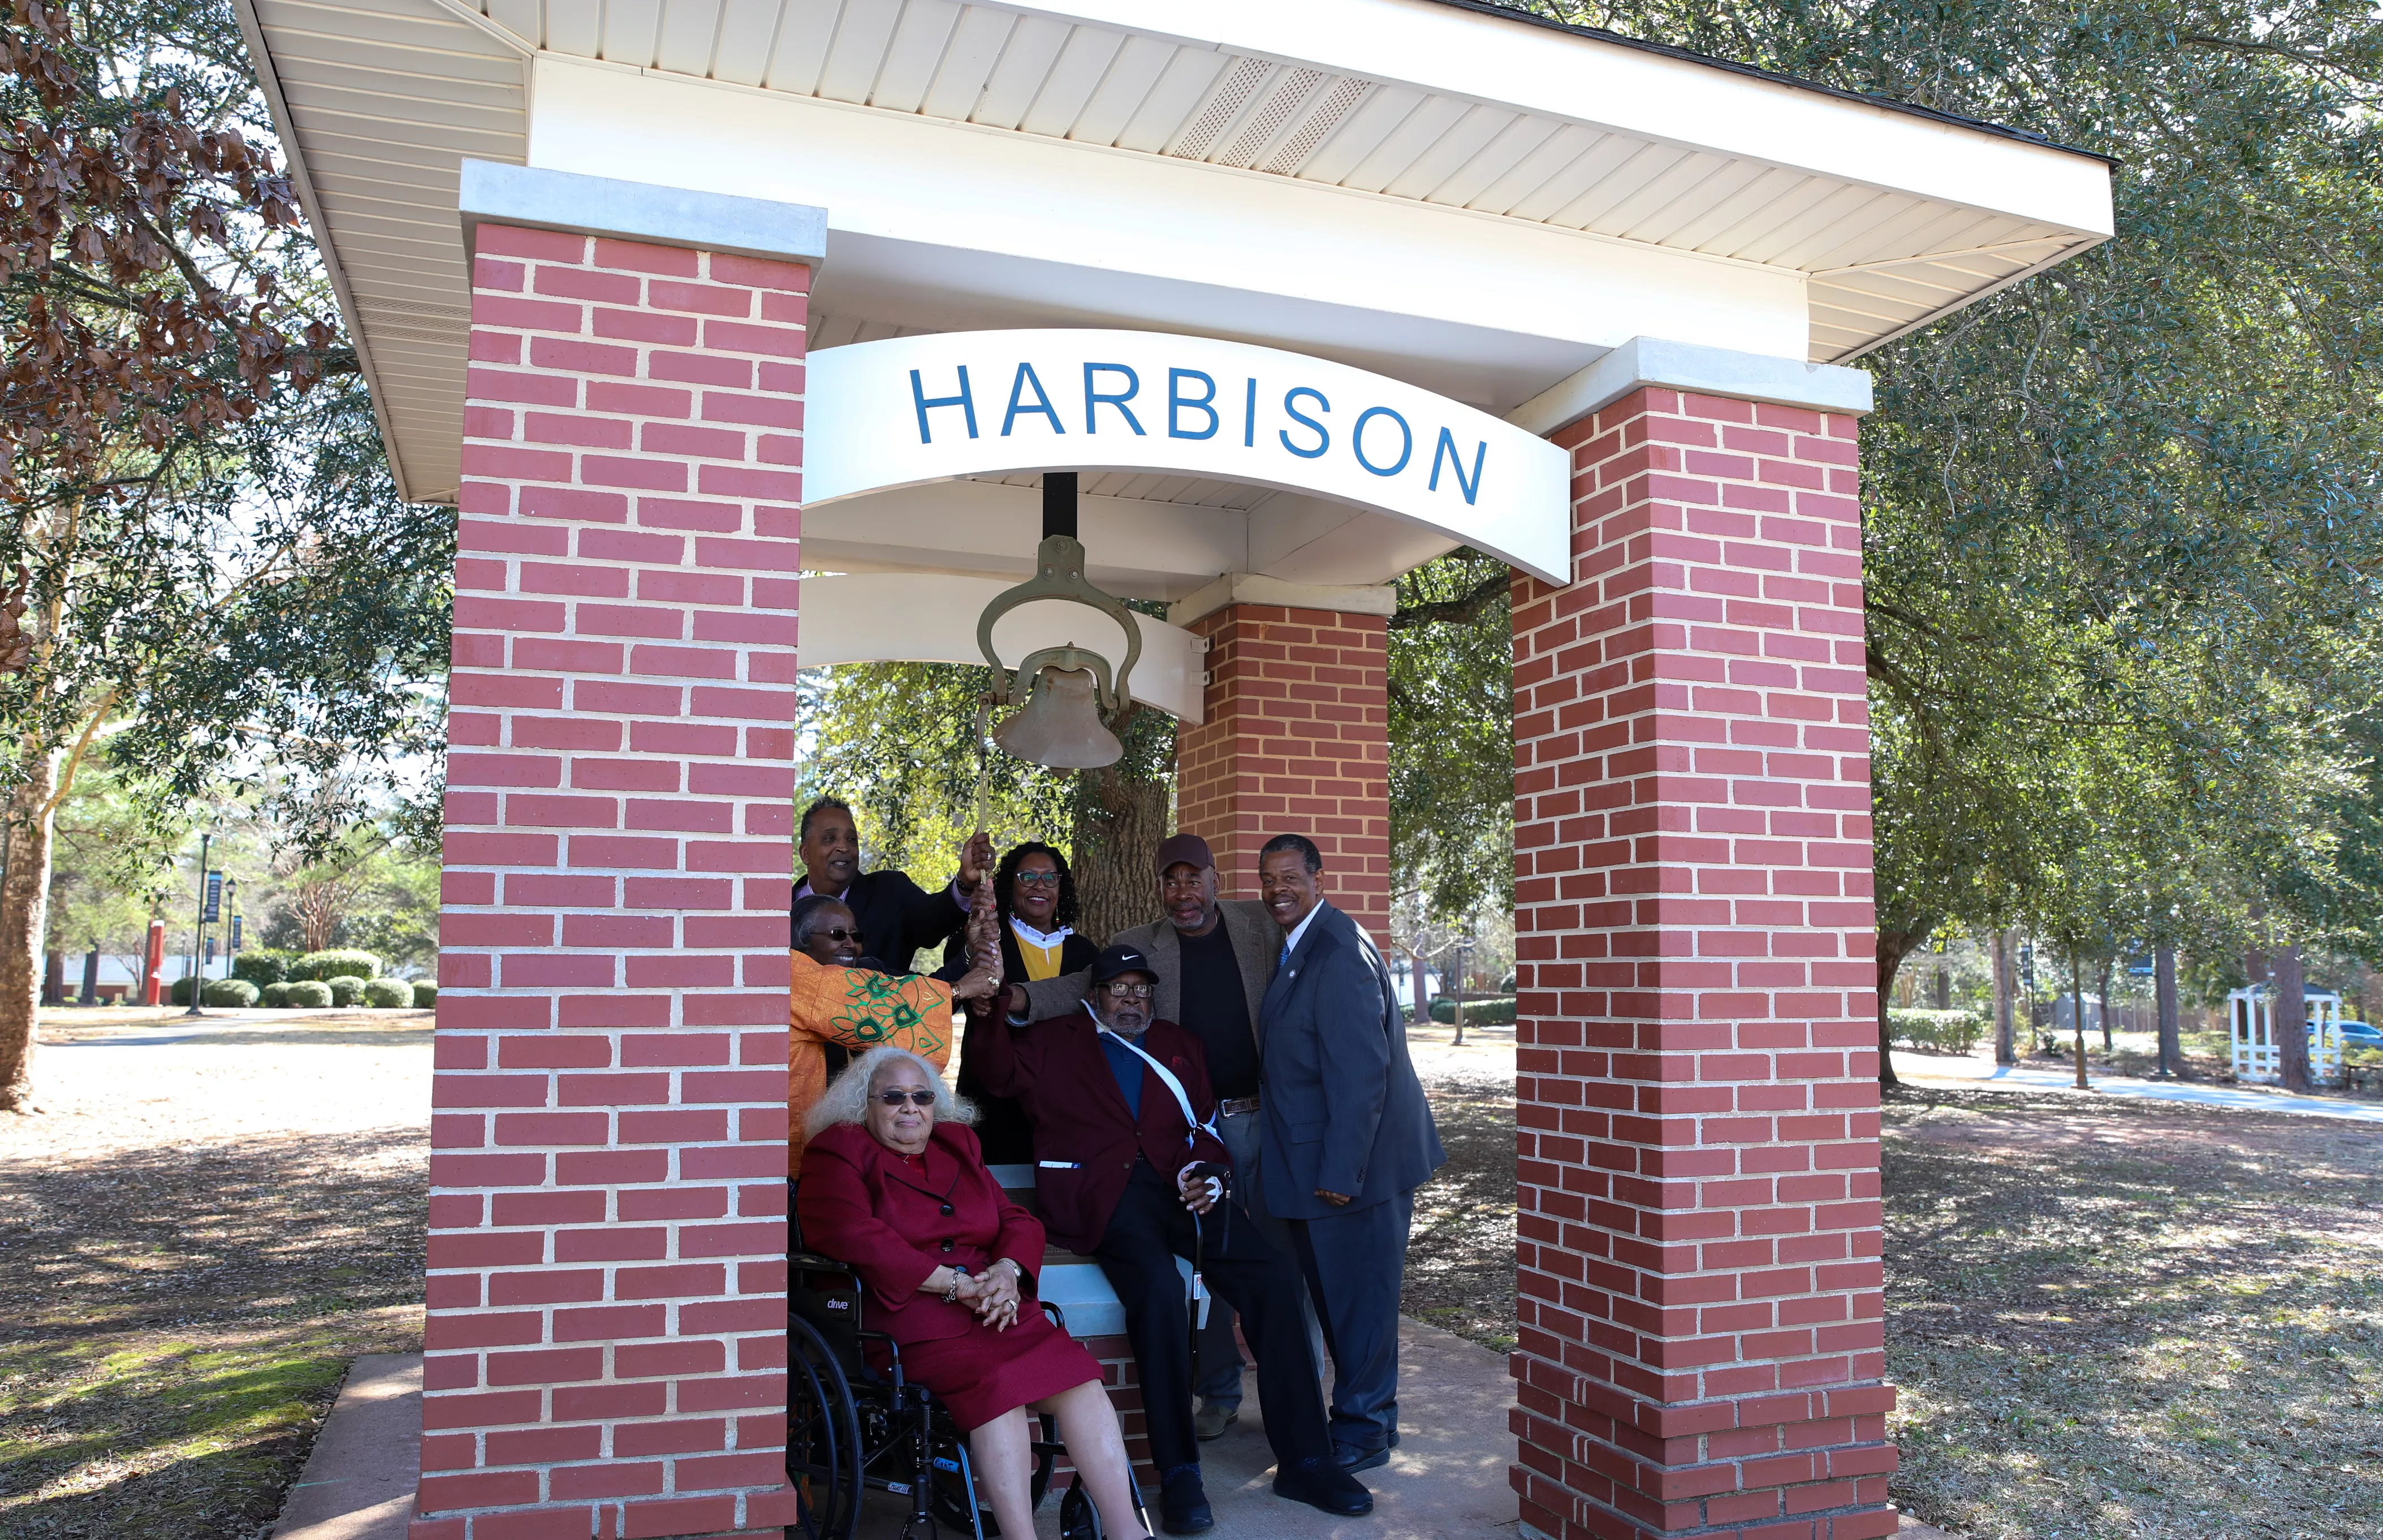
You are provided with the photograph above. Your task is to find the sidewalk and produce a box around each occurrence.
[275,1329,1953,1539]
[1890,1049,2383,1124]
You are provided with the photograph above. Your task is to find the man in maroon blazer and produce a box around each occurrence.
[968,944,1371,1535]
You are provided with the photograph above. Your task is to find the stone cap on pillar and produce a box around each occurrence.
[1508,335,1876,438]
[1169,573,1400,628]
[457,158,827,267]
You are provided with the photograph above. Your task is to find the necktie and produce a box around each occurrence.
[1279,940,1290,969]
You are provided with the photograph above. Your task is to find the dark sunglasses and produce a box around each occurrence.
[817,925,864,944]
[877,1089,936,1108]
[1100,982,1155,1000]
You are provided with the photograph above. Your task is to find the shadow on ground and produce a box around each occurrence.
[0,1129,425,1538]
[1405,1079,1518,1354]
[1883,1085,2383,1540]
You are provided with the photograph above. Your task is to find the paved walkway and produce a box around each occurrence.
[1891,1050,2383,1124]
[274,1330,1953,1539]
[270,1355,421,1540]
[1195,1317,1517,1540]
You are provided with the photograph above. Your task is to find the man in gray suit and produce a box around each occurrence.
[1007,832,1318,1438]
[1255,832,1444,1473]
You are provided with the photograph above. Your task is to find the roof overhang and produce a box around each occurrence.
[238,0,2112,514]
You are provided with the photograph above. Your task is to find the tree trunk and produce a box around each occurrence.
[0,752,61,1113]
[2274,943,2311,1093]
[2155,944,2181,1079]
[1992,929,2016,1066]
[2097,955,2115,1052]
[1876,926,1932,1089]
[1070,766,1170,946]
[1408,948,1429,1023]
[2070,949,2090,1089]
[1932,962,1949,1010]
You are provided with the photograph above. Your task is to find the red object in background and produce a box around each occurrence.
[142,919,165,1006]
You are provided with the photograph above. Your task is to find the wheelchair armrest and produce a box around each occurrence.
[1040,1300,1067,1333]
[789,1251,856,1273]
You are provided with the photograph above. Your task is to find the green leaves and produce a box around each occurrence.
[1537,0,2383,961]
[1389,550,1514,925]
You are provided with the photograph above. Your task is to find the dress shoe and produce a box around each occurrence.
[1275,1456,1374,1516]
[1194,1401,1240,1440]
[1158,1465,1214,1535]
[1333,1439,1391,1473]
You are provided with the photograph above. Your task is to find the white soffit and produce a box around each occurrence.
[236,0,2113,505]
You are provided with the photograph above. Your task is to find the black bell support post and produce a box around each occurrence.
[1042,471,1078,540]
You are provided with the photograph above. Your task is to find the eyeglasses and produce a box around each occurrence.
[877,1089,936,1108]
[1099,982,1155,1000]
[1012,871,1063,888]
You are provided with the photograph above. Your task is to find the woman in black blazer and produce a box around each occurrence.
[948,842,1099,1165]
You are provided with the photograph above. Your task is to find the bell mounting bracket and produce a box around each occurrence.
[975,533,1143,720]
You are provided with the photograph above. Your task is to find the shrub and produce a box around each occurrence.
[283,979,334,1009]
[325,975,367,1006]
[202,977,260,1007]
[232,950,297,987]
[362,977,415,1008]
[259,981,295,1007]
[1889,1008,1984,1055]
[1429,994,1517,1025]
[411,980,437,1007]
[169,975,195,1006]
[290,950,382,982]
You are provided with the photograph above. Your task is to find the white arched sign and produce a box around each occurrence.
[806,330,1571,585]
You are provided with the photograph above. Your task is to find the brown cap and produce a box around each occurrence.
[1153,833,1214,875]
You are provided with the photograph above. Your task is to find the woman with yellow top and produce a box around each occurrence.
[948,843,1099,1164]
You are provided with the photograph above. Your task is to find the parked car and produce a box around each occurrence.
[2334,1019,2383,1045]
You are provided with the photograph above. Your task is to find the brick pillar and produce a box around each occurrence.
[424,219,809,1540]
[1175,603,1390,940]
[1508,387,1894,1540]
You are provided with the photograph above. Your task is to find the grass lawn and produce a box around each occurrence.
[0,1011,428,1539]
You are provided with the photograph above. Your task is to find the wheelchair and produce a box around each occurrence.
[786,1195,1150,1540]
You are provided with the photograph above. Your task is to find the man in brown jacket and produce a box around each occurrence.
[1004,833,1318,1439]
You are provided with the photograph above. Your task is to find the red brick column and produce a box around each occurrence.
[1508,387,1893,1540]
[1175,603,1391,940]
[422,222,808,1540]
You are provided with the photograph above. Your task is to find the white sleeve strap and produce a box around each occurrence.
[1099,1028,1214,1141]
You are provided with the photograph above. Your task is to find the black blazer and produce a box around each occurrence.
[1257,902,1445,1221]
[792,868,967,967]
[948,923,1099,1166]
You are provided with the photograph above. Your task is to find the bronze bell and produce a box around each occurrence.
[993,664,1124,769]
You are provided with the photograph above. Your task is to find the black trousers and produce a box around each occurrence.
[1094,1165,1332,1474]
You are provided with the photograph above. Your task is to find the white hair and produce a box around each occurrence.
[805,1045,975,1140]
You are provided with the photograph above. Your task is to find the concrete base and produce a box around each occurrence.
[270,1354,422,1540]
[1166,1316,1517,1540]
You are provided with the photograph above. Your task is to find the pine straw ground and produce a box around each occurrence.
[0,1010,429,1540]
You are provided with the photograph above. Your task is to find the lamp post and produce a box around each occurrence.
[184,833,212,1018]
[1452,934,1474,1046]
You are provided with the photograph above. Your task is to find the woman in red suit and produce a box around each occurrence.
[798,1045,1151,1540]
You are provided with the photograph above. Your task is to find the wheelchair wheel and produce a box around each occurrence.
[785,1313,862,1540]
[929,1413,1056,1538]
